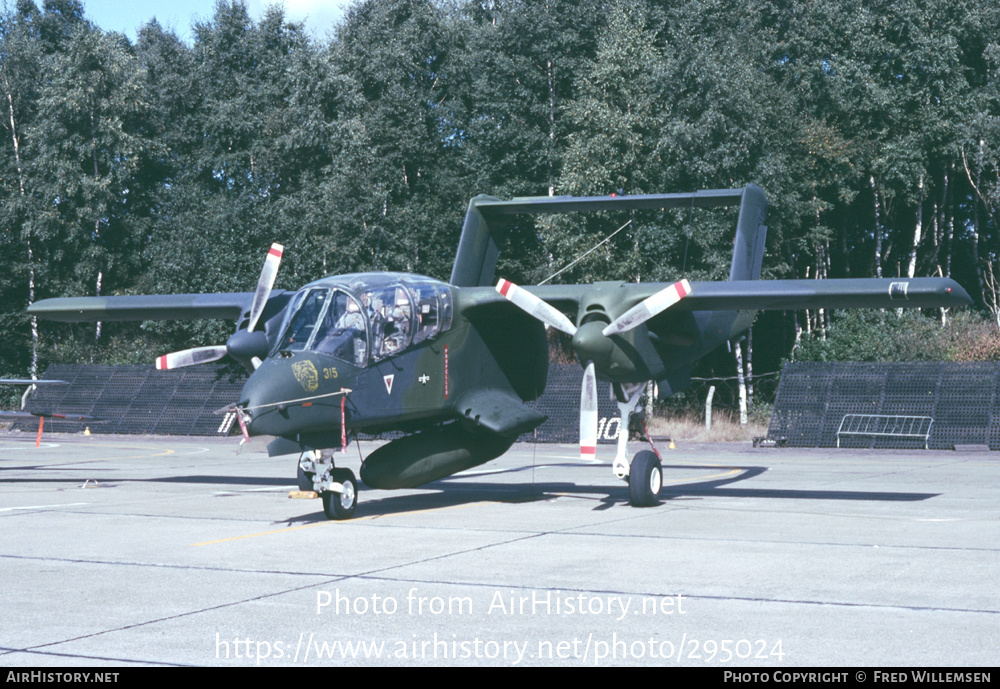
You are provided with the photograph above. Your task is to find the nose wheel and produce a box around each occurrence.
[299,451,358,520]
[322,468,358,520]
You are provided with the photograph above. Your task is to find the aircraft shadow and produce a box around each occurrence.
[0,472,292,487]
[1,462,939,524]
[276,462,939,525]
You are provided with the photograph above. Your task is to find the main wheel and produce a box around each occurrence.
[322,468,358,520]
[628,450,662,507]
[297,464,315,491]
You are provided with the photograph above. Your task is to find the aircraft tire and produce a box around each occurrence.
[297,465,314,492]
[322,469,357,520]
[628,451,661,507]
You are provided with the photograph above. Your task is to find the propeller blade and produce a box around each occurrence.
[602,279,691,336]
[580,361,598,461]
[247,243,284,332]
[496,279,577,335]
[154,243,283,372]
[155,346,228,370]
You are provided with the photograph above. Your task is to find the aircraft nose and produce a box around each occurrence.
[239,356,354,437]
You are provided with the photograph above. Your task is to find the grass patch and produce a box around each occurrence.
[645,409,769,443]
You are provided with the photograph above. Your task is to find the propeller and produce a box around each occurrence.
[496,277,692,461]
[602,279,690,336]
[155,243,283,370]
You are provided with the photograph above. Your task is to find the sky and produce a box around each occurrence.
[62,0,355,44]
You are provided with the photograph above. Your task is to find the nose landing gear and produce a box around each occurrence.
[298,450,358,520]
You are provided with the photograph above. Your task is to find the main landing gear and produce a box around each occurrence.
[627,450,662,507]
[298,450,358,520]
[612,382,663,508]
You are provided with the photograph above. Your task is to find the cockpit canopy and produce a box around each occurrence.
[273,274,453,367]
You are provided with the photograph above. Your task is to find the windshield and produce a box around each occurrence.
[273,275,453,365]
[274,288,367,366]
[275,288,328,352]
[311,291,367,366]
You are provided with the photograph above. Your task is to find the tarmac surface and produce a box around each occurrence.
[0,431,997,667]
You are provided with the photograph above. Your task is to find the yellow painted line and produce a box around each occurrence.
[191,502,484,546]
[19,443,176,465]
[661,466,742,485]
[192,520,343,546]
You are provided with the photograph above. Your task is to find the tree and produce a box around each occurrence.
[329,0,469,280]
[0,0,44,377]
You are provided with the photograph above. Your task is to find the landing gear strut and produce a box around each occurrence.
[612,382,663,508]
[298,450,358,520]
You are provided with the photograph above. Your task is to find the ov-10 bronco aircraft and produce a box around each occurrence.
[28,185,971,518]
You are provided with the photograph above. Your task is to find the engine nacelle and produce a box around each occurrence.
[360,424,515,489]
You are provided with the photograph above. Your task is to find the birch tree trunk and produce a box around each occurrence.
[871,175,883,279]
[907,171,924,279]
[3,72,37,378]
[734,338,747,425]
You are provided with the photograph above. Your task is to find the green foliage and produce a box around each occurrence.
[792,309,1000,363]
[2,0,1000,377]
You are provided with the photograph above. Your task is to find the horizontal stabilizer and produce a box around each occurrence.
[473,187,749,217]
[454,389,547,437]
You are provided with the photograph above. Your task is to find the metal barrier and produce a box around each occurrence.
[766,362,1000,450]
[836,414,933,449]
[15,363,623,443]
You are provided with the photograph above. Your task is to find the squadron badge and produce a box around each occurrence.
[292,360,319,393]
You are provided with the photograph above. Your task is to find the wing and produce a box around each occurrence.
[0,411,104,422]
[0,379,68,385]
[620,277,972,314]
[459,276,971,321]
[25,293,261,323]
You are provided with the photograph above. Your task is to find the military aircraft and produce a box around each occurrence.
[27,185,971,518]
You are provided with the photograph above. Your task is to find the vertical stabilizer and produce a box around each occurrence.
[729,184,768,281]
[450,195,502,287]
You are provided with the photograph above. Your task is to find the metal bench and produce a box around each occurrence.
[836,414,933,449]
